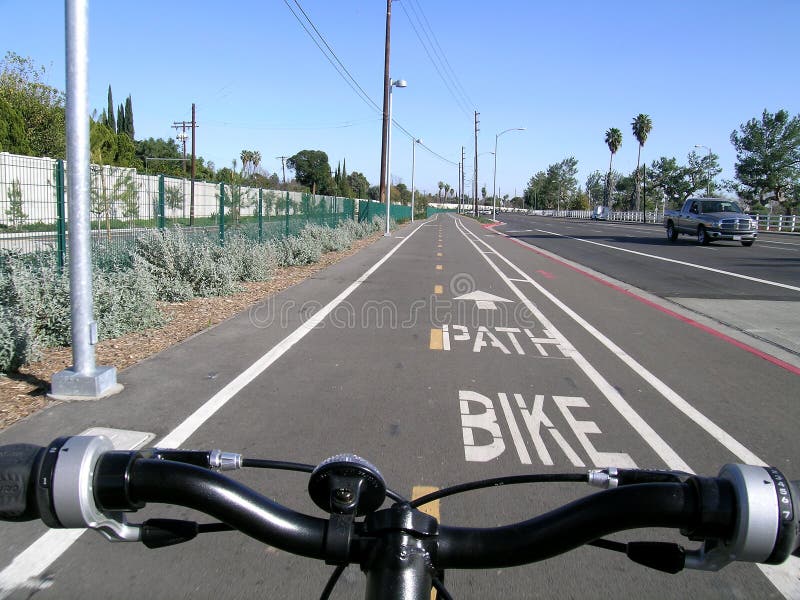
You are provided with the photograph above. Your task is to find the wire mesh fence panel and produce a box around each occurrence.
[0,153,62,255]
[358,199,410,223]
[1,152,364,261]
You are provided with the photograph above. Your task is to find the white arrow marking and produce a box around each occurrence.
[454,290,513,311]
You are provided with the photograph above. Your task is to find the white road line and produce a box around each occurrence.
[462,217,800,598]
[0,222,428,600]
[534,227,800,292]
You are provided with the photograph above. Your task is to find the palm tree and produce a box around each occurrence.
[631,114,652,211]
[437,181,444,202]
[604,128,622,206]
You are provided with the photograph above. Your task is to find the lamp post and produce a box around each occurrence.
[493,127,525,220]
[694,144,712,197]
[411,138,420,222]
[385,78,407,236]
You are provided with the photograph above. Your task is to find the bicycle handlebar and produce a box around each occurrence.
[1,435,798,599]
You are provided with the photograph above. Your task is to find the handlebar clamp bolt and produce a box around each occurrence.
[334,488,354,503]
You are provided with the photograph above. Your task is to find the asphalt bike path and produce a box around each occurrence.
[0,214,796,598]
[479,216,800,475]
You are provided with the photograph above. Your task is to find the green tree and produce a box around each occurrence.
[686,150,721,198]
[0,96,30,154]
[135,137,182,175]
[124,95,134,138]
[106,85,115,132]
[731,109,800,214]
[604,128,623,206]
[524,157,579,209]
[287,150,334,195]
[0,52,65,158]
[90,120,117,165]
[631,114,652,210]
[114,131,140,168]
[116,104,125,136]
[585,171,605,206]
[646,153,719,209]
[5,179,27,228]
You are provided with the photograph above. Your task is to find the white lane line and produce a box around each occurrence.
[534,228,800,292]
[463,217,800,598]
[0,222,427,599]
[758,242,800,252]
[454,217,690,471]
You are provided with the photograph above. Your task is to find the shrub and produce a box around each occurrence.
[217,234,276,282]
[270,230,323,267]
[0,249,163,373]
[133,228,239,300]
[303,224,354,252]
[0,306,37,373]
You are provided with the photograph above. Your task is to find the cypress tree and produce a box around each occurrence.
[117,104,125,136]
[106,85,115,132]
[124,95,134,138]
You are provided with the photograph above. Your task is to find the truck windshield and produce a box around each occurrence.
[700,201,743,213]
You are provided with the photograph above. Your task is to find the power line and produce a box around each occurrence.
[284,0,458,167]
[283,0,379,113]
[398,1,472,117]
[410,0,474,110]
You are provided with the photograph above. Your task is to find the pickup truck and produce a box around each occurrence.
[664,198,757,246]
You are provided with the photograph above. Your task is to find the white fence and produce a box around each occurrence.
[526,208,799,232]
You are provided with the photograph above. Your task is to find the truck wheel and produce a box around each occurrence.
[666,222,678,242]
[697,226,710,245]
[741,240,754,247]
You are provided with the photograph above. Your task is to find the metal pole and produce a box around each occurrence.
[492,134,498,220]
[411,138,417,222]
[51,0,119,399]
[473,111,479,218]
[378,0,392,216]
[190,102,196,226]
[385,83,393,235]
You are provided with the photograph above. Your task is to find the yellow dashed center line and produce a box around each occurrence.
[434,285,443,295]
[435,264,443,270]
[429,328,443,350]
[436,252,442,257]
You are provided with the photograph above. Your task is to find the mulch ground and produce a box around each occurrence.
[0,233,382,430]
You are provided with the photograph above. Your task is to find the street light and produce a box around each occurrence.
[385,78,407,236]
[694,144,712,197]
[411,138,420,222]
[493,127,526,220]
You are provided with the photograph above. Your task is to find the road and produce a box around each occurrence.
[0,213,798,599]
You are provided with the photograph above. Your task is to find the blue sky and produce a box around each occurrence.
[3,0,799,198]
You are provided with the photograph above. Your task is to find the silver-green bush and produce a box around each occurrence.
[133,228,239,300]
[0,250,163,373]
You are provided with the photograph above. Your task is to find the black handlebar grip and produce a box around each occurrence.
[0,444,45,521]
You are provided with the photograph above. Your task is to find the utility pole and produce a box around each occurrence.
[276,156,289,185]
[378,0,392,210]
[190,103,196,226]
[461,146,465,214]
[171,120,191,173]
[457,156,462,213]
[172,108,198,225]
[473,111,479,218]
